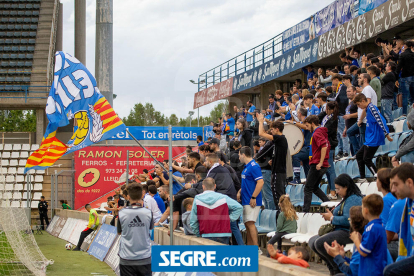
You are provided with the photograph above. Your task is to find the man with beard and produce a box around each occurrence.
[257,113,288,210]
[172,152,204,174]
[246,100,256,124]
[207,138,228,163]
[205,153,237,199]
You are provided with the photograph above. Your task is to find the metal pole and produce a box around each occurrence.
[126,150,129,185]
[197,108,199,127]
[54,170,58,209]
[168,125,173,245]
[50,173,54,217]
[26,174,30,208]
[126,129,184,188]
[189,116,192,127]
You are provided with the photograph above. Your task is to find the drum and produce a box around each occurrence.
[283,123,304,155]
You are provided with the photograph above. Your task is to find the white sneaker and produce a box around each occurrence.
[357,178,367,183]
[328,194,337,200]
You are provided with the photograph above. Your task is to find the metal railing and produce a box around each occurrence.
[197,0,361,92]
[0,85,50,102]
[47,0,59,86]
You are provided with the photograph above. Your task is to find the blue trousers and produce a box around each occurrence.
[381,98,394,123]
[292,146,310,182]
[359,123,366,146]
[326,150,336,191]
[261,169,275,210]
[230,221,244,245]
[337,116,349,154]
[399,76,414,115]
[347,122,361,156]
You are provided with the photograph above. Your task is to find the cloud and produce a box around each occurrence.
[60,0,333,120]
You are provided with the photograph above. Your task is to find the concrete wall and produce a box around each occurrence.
[154,228,321,276]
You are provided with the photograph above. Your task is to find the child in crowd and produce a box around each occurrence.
[350,194,388,276]
[267,195,298,254]
[182,198,194,235]
[60,200,72,210]
[266,244,310,268]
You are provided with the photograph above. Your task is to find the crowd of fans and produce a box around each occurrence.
[99,36,414,275]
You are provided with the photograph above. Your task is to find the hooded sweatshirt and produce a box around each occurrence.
[309,126,330,167]
[189,190,243,238]
[395,111,414,160]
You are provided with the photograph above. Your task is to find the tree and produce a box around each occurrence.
[0,110,36,132]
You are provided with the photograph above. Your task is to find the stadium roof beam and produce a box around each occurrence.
[74,0,86,65]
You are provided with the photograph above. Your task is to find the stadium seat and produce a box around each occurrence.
[6,176,15,183]
[21,144,30,151]
[358,182,370,195]
[12,144,21,151]
[35,170,45,175]
[11,201,20,208]
[31,144,39,151]
[14,183,23,190]
[256,210,277,233]
[11,152,19,159]
[0,144,3,151]
[283,213,309,240]
[20,201,27,208]
[3,144,12,151]
[17,168,25,174]
[20,152,29,158]
[8,167,16,174]
[401,151,414,164]
[9,160,18,166]
[13,192,21,200]
[31,201,39,209]
[33,192,42,200]
[2,152,11,158]
[1,168,7,174]
[23,184,33,191]
[5,184,14,190]
[18,160,26,166]
[395,120,405,133]
[34,175,43,183]
[291,214,330,243]
[33,184,42,191]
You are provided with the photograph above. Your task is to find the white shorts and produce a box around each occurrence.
[243,206,261,223]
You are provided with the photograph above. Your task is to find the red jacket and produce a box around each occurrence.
[309,127,330,167]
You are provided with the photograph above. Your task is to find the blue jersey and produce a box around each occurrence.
[359,219,388,276]
[224,117,235,132]
[153,193,166,214]
[308,105,320,116]
[246,105,255,122]
[172,171,183,195]
[380,192,397,225]
[365,103,389,147]
[385,199,406,234]
[241,159,263,206]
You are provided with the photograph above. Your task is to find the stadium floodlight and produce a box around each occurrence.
[188,111,194,127]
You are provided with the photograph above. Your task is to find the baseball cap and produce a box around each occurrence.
[208,138,220,145]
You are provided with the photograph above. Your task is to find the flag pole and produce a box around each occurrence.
[125,129,184,188]
[168,125,174,245]
[126,150,129,185]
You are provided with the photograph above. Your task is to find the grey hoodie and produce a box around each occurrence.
[395,111,414,159]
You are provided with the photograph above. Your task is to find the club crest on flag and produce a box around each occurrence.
[24,52,126,173]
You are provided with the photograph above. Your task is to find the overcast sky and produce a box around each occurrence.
[60,0,333,121]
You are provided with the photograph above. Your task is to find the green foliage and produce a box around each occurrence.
[123,100,228,127]
[0,110,36,132]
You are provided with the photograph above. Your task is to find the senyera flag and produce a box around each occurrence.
[24,52,126,173]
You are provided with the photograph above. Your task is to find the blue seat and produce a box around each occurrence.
[286,185,292,197]
[300,166,305,179]
[352,158,360,179]
[256,210,277,233]
[334,160,341,176]
[346,159,354,178]
[291,185,304,205]
[403,120,409,132]
[401,151,414,163]
[365,157,377,178]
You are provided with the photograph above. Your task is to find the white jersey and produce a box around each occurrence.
[143,194,162,223]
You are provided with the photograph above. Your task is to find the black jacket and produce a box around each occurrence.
[38,201,48,214]
[207,165,237,200]
[254,141,273,171]
[237,128,253,148]
[336,84,348,116]
[249,118,259,137]
[396,50,414,78]
[223,163,241,192]
[230,149,244,182]
[381,72,397,99]
[318,112,338,150]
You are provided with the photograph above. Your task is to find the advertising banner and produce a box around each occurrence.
[59,218,78,241]
[46,216,59,235]
[193,78,233,109]
[68,220,89,245]
[88,223,118,261]
[232,38,319,94]
[110,126,202,141]
[74,146,187,209]
[51,217,67,237]
[359,0,388,15]
[203,125,214,141]
[282,17,316,53]
[104,236,121,276]
[315,0,354,36]
[317,0,414,60]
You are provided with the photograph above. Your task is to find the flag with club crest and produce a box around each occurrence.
[24,52,126,173]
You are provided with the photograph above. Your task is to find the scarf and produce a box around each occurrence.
[321,114,333,127]
[398,198,414,260]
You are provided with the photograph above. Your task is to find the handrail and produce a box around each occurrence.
[0,85,50,103]
[197,0,360,92]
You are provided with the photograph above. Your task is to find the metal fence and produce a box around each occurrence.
[197,1,361,92]
[0,85,50,102]
[50,169,75,216]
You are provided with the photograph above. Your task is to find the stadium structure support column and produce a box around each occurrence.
[95,0,113,107]
[74,0,86,65]
[36,109,45,144]
[56,2,63,51]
